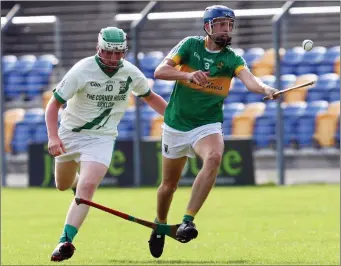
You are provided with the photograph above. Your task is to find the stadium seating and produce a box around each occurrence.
[252,48,285,76]
[150,115,164,137]
[335,57,340,75]
[4,54,57,101]
[281,102,307,147]
[11,108,45,153]
[139,51,164,79]
[232,48,244,56]
[293,101,329,148]
[232,102,265,137]
[245,75,275,103]
[225,78,248,104]
[328,78,340,102]
[43,90,53,109]
[117,107,135,140]
[4,108,25,153]
[223,102,245,135]
[283,74,318,103]
[315,46,340,75]
[3,45,340,153]
[152,79,175,101]
[243,48,265,70]
[305,73,339,102]
[280,47,305,75]
[253,102,278,148]
[295,46,327,75]
[335,121,340,148]
[313,101,340,147]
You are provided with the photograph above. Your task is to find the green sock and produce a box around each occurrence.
[183,214,194,222]
[59,224,78,243]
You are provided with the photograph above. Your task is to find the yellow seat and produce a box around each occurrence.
[4,108,25,153]
[232,103,265,137]
[252,48,285,76]
[42,90,53,109]
[313,101,340,147]
[334,57,340,75]
[284,74,318,103]
[150,115,164,137]
[128,94,135,108]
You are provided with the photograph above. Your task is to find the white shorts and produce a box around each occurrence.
[161,122,223,159]
[55,126,115,168]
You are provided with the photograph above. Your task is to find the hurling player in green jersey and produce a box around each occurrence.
[148,5,279,258]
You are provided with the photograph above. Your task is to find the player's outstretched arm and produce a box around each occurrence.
[142,91,168,116]
[237,69,279,100]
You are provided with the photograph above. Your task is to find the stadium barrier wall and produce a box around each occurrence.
[28,139,255,187]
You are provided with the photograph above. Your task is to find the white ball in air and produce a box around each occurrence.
[302,40,314,51]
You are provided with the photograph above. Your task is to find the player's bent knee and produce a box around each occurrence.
[78,181,98,198]
[55,180,72,191]
[205,151,222,168]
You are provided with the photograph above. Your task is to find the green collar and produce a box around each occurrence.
[95,55,121,78]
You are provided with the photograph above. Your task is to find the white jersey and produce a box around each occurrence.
[53,55,150,138]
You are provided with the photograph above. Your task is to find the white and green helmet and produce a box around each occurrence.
[97,27,128,68]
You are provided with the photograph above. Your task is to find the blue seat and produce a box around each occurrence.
[329,88,340,102]
[245,75,275,103]
[306,73,339,102]
[293,101,329,147]
[140,105,158,136]
[24,108,45,122]
[226,78,248,103]
[153,79,175,98]
[281,102,307,146]
[232,48,244,56]
[11,121,31,153]
[15,55,36,75]
[125,52,144,65]
[33,122,48,143]
[25,73,45,99]
[2,55,17,76]
[5,71,26,100]
[223,103,244,135]
[295,46,327,75]
[253,102,278,148]
[280,47,305,75]
[243,48,264,69]
[316,46,340,75]
[139,51,164,79]
[280,74,297,89]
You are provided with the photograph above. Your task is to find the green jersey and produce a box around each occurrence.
[164,36,247,131]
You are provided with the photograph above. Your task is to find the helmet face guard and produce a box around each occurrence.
[97,27,128,69]
[203,5,236,47]
[204,18,236,47]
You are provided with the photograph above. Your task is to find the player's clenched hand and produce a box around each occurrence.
[48,135,66,157]
[264,86,280,100]
[187,70,210,87]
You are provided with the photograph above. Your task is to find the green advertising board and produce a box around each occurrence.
[29,139,255,187]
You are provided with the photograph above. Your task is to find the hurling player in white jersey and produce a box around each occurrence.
[46,27,168,262]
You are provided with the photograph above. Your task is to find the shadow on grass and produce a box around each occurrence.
[109,259,247,265]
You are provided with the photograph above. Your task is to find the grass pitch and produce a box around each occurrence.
[2,184,339,265]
